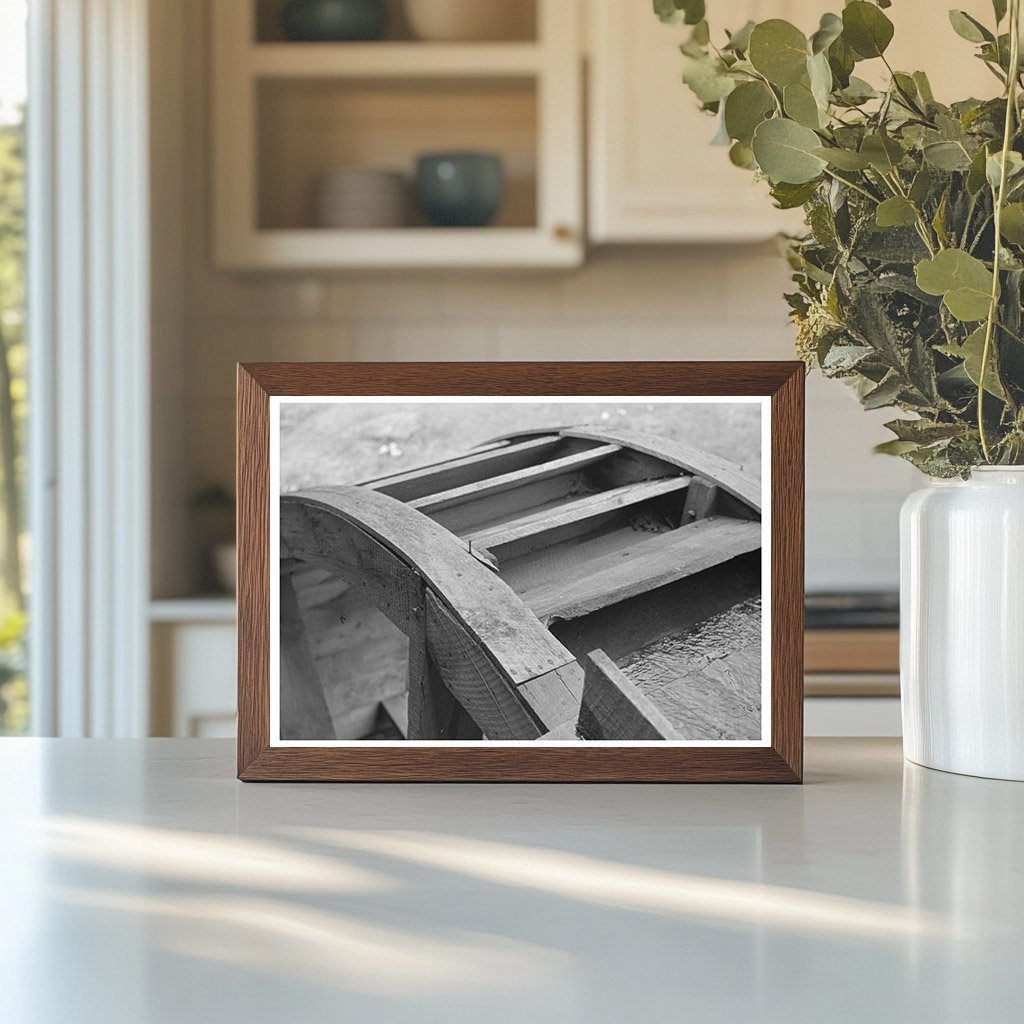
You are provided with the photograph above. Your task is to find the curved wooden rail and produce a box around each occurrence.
[281,486,583,740]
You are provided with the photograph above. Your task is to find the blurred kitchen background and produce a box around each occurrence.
[2,0,996,739]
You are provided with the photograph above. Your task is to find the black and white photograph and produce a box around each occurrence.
[272,397,769,746]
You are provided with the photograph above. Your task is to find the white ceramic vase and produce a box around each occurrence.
[901,467,1024,780]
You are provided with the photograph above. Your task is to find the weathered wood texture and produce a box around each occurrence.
[282,486,576,687]
[407,633,482,741]
[465,476,692,563]
[683,478,719,522]
[278,571,335,740]
[237,361,804,782]
[522,517,763,623]
[484,424,761,512]
[578,649,681,741]
[364,435,562,501]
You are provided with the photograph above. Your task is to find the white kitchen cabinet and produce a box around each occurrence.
[586,0,998,244]
[212,0,584,269]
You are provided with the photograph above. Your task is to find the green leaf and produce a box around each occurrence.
[771,180,820,209]
[810,12,843,54]
[939,326,1006,398]
[842,1,895,59]
[751,118,828,184]
[909,164,933,205]
[723,81,775,144]
[875,439,922,456]
[860,133,904,173]
[967,144,991,193]
[729,140,757,170]
[922,140,973,171]
[827,35,856,88]
[682,57,736,104]
[748,20,809,86]
[784,80,824,129]
[807,51,833,108]
[653,0,705,26]
[724,20,755,53]
[876,197,918,228]
[915,249,994,322]
[814,146,872,170]
[1000,203,1024,244]
[948,10,994,44]
[993,0,1008,24]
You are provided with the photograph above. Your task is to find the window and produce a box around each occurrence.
[0,0,28,734]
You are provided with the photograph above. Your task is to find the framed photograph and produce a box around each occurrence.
[237,362,804,782]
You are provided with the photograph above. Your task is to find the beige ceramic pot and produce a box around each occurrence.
[403,0,534,41]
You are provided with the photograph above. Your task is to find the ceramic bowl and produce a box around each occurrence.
[415,152,504,228]
[316,168,407,228]
[281,0,388,42]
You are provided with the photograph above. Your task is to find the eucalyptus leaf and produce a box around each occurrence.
[915,249,994,321]
[724,81,775,144]
[683,57,736,104]
[784,80,825,129]
[948,10,994,44]
[752,118,828,184]
[876,197,919,228]
[922,140,973,171]
[748,20,809,86]
[842,1,895,59]
[729,140,758,169]
[653,0,705,26]
[1000,203,1024,244]
[861,133,904,173]
[814,146,872,170]
[939,326,1006,398]
[810,13,843,54]
[993,0,1008,23]
[724,20,755,53]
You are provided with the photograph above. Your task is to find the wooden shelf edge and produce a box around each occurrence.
[249,41,544,79]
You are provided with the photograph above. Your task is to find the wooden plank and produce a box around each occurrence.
[522,517,763,623]
[407,632,482,741]
[362,436,562,501]
[683,478,718,522]
[464,476,692,562]
[804,629,899,674]
[279,571,336,741]
[282,486,576,688]
[498,427,762,513]
[424,590,540,739]
[577,649,681,740]
[409,444,622,516]
[516,662,585,731]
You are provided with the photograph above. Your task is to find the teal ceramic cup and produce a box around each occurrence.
[415,152,505,227]
[280,0,388,42]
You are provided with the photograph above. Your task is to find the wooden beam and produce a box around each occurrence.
[577,649,681,740]
[424,590,541,739]
[464,476,692,562]
[363,436,562,501]
[522,517,763,623]
[407,632,482,741]
[682,478,718,522]
[409,444,622,517]
[279,571,336,741]
[516,661,585,730]
[498,427,761,513]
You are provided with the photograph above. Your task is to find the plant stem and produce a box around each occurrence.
[979,0,1021,462]
[822,167,881,205]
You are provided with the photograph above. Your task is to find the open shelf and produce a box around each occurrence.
[213,0,582,269]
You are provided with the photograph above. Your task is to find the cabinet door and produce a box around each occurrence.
[587,0,806,243]
[587,0,996,244]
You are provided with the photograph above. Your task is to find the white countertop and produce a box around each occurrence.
[1,738,1020,1023]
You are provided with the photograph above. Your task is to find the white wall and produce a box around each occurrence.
[158,0,919,598]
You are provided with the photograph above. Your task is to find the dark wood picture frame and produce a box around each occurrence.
[237,362,804,782]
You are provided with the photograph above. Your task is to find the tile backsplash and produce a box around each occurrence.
[181,246,915,593]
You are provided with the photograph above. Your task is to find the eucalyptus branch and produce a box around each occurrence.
[979,0,1021,462]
